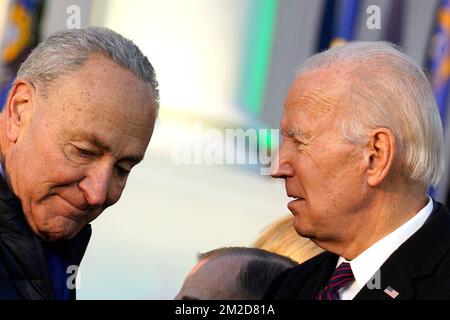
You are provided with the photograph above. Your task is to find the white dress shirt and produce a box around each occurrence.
[337,197,433,300]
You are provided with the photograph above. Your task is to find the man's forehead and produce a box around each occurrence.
[52,54,156,114]
[281,85,346,138]
[284,88,336,115]
[47,74,156,147]
[285,69,349,113]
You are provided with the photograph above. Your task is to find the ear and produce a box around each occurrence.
[365,128,396,187]
[4,79,36,143]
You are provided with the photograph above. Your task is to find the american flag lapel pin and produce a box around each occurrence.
[384,286,399,299]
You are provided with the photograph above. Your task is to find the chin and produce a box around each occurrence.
[33,218,85,242]
[293,217,315,239]
[25,204,89,241]
[38,228,81,242]
[34,226,71,241]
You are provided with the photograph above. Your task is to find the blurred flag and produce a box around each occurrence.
[427,0,450,201]
[0,0,44,111]
[317,0,360,51]
[384,0,405,46]
[429,0,450,126]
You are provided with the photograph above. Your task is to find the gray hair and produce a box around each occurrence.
[16,26,159,107]
[296,41,444,188]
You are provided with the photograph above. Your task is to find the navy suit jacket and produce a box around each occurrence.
[264,201,450,300]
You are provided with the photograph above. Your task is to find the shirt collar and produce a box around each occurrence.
[337,196,433,290]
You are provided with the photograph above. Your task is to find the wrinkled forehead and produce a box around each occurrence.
[285,68,350,115]
[38,57,156,137]
[46,54,156,112]
[285,68,351,107]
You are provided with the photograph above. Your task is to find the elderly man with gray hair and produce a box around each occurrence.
[0,27,158,299]
[265,41,450,300]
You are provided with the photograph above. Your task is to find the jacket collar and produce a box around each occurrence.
[296,252,338,299]
[307,201,450,300]
[0,174,92,266]
[354,200,450,300]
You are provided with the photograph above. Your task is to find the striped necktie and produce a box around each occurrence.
[316,262,354,300]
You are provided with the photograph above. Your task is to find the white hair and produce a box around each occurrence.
[16,26,159,107]
[296,41,444,188]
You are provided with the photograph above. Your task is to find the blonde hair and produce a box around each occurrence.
[253,215,324,263]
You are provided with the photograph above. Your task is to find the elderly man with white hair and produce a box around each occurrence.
[265,41,450,300]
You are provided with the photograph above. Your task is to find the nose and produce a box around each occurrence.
[271,145,295,178]
[78,166,112,207]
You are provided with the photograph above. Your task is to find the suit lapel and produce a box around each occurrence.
[354,262,415,300]
[355,201,450,300]
[298,252,339,299]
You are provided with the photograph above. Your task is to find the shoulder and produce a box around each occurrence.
[263,252,331,300]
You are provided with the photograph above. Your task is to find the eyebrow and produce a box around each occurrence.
[73,131,144,164]
[286,127,309,139]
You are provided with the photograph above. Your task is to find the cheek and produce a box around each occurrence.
[106,183,126,206]
[28,160,85,197]
[39,142,88,186]
[49,162,85,185]
[6,141,45,201]
[17,135,83,184]
[321,152,366,208]
[301,148,365,200]
[293,153,333,192]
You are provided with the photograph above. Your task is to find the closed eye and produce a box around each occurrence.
[293,139,307,152]
[115,165,130,177]
[75,146,96,158]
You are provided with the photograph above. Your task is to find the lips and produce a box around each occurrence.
[287,194,305,215]
[287,193,305,201]
[288,197,305,205]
